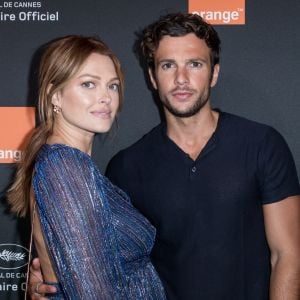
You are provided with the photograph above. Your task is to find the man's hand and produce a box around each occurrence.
[28,258,57,299]
[264,196,300,299]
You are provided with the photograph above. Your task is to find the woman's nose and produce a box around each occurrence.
[98,89,111,104]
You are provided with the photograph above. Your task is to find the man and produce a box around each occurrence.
[30,13,300,299]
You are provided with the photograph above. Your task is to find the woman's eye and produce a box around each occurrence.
[82,81,95,89]
[109,83,120,92]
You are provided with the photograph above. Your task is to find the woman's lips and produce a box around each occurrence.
[90,110,111,118]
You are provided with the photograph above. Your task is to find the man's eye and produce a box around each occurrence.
[161,63,173,70]
[189,61,203,68]
[82,81,95,89]
[109,83,120,92]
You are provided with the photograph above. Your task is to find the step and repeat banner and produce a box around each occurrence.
[0,0,299,298]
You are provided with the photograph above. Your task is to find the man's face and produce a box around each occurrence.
[149,33,219,118]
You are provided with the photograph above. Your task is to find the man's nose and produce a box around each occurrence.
[175,67,189,85]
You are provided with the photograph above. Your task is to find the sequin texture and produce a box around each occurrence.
[33,144,166,299]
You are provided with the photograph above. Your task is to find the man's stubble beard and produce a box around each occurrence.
[161,86,211,118]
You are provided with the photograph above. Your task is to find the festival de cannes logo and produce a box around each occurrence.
[0,244,29,270]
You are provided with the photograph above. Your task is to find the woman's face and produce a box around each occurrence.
[52,52,120,137]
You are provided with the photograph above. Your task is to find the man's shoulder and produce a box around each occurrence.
[221,111,275,139]
[223,111,270,130]
[220,112,291,156]
[107,124,163,168]
[116,124,162,156]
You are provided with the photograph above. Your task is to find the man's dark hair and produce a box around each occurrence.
[141,13,221,71]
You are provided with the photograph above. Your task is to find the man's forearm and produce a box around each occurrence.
[270,256,300,300]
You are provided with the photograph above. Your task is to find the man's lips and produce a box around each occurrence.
[171,90,193,100]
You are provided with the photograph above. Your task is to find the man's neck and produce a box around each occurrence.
[165,107,219,160]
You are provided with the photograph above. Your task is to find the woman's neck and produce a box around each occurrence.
[48,124,94,155]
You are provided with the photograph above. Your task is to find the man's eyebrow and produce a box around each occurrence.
[157,59,176,64]
[186,57,208,63]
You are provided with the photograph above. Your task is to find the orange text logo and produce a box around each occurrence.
[0,107,35,163]
[188,0,245,25]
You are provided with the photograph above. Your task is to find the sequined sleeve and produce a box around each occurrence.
[33,146,128,299]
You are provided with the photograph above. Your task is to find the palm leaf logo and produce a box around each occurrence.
[0,249,26,262]
[0,244,29,269]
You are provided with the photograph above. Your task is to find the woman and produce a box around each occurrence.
[7,35,166,299]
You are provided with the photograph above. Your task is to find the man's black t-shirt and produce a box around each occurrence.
[106,112,300,299]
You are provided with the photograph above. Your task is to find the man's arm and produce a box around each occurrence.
[263,195,300,299]
[28,258,57,299]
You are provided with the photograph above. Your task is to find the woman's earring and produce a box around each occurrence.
[53,105,61,114]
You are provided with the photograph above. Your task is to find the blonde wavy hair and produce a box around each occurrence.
[7,35,124,217]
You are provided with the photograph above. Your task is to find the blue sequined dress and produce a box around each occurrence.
[33,144,166,299]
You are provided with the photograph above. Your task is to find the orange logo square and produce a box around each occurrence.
[0,107,35,163]
[188,0,245,25]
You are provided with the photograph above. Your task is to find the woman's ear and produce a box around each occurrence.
[49,85,61,107]
[51,91,60,106]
